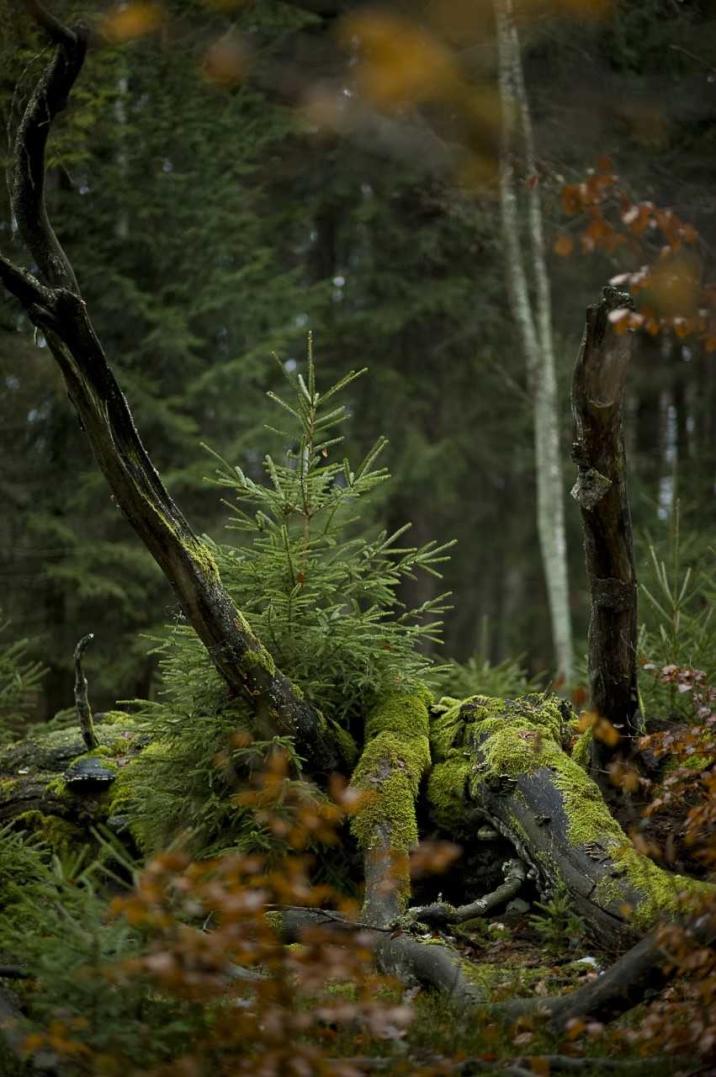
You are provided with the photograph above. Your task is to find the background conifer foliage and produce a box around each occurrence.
[1,0,716,1072]
[1,0,714,708]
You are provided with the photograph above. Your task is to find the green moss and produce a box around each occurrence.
[473,721,549,778]
[0,777,18,798]
[510,694,567,741]
[414,682,434,709]
[596,843,712,930]
[12,810,82,851]
[429,702,464,760]
[571,727,592,770]
[431,693,567,765]
[351,692,431,853]
[351,732,430,851]
[430,694,508,760]
[364,694,430,743]
[554,759,624,847]
[243,645,277,680]
[187,539,221,582]
[97,710,134,726]
[426,753,470,832]
[663,753,711,773]
[0,720,140,775]
[331,723,358,769]
[45,775,70,800]
[106,741,172,849]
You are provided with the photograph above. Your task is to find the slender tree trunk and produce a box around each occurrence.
[494,0,573,683]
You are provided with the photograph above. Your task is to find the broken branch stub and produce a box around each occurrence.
[571,286,640,770]
[73,633,98,751]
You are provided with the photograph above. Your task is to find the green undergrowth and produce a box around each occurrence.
[106,696,294,856]
[406,988,675,1073]
[0,827,212,1068]
[103,356,453,858]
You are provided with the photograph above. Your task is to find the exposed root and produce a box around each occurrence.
[410,857,527,928]
[350,690,432,926]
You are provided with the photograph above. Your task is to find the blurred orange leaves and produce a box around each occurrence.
[201,34,248,87]
[576,709,621,747]
[338,10,461,110]
[101,2,165,43]
[556,158,716,348]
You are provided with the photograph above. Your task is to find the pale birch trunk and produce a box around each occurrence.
[494,0,573,683]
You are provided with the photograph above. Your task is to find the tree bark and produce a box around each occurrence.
[571,286,640,772]
[0,6,334,771]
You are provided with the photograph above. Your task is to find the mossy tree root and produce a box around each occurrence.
[495,912,716,1031]
[428,694,714,947]
[275,906,486,1003]
[350,690,432,927]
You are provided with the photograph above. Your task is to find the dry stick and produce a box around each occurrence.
[411,857,526,928]
[571,286,640,775]
[73,633,98,751]
[0,3,334,771]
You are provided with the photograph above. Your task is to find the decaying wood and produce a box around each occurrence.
[276,906,486,1003]
[571,286,640,772]
[427,694,713,950]
[73,634,98,751]
[0,3,334,772]
[411,857,526,928]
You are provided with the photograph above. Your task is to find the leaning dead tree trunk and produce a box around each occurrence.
[0,6,332,768]
[571,286,640,774]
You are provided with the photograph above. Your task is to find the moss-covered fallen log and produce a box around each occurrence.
[427,693,713,946]
[0,713,144,842]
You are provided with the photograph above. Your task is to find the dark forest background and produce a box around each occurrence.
[2,0,715,719]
